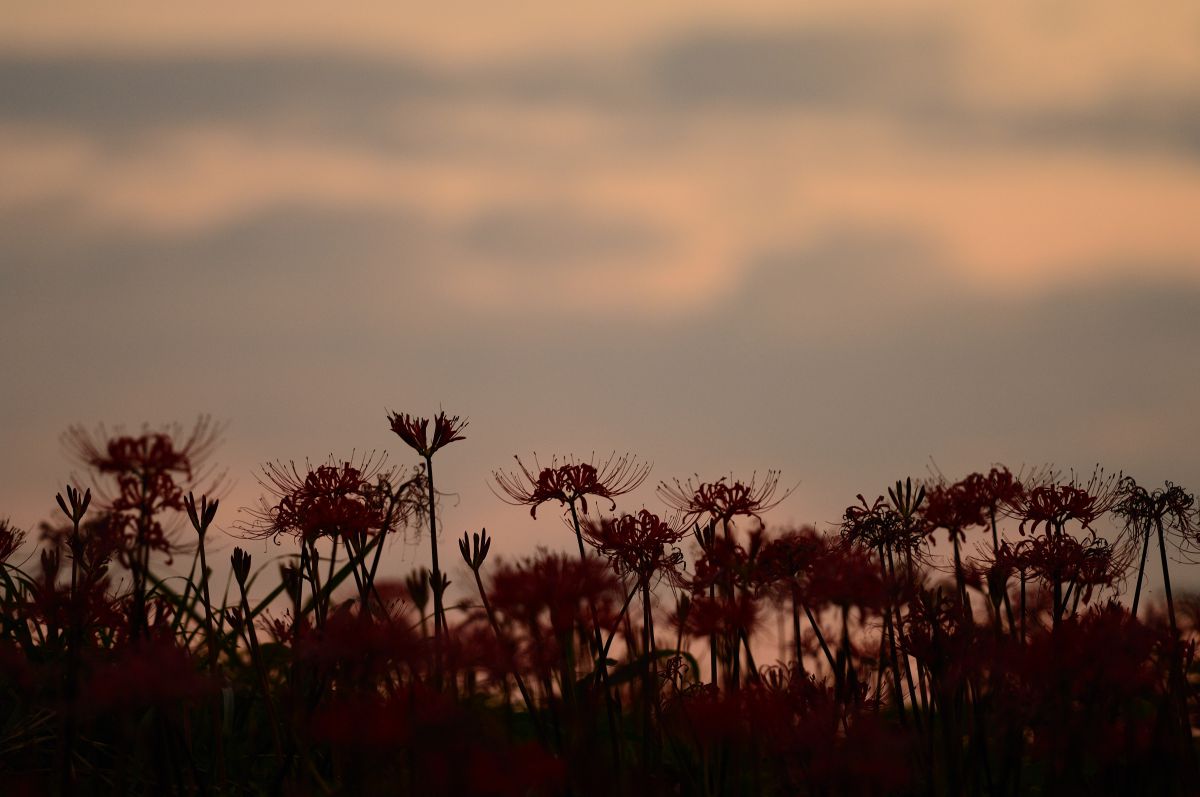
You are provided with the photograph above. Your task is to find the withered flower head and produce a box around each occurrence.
[1114,477,1195,531]
[492,452,651,518]
[386,410,467,459]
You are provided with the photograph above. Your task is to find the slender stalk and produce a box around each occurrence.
[195,527,224,787]
[423,455,444,685]
[1130,521,1151,619]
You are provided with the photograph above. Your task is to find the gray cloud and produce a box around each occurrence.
[0,53,443,126]
[4,26,1199,159]
[645,25,956,112]
[458,203,667,266]
[723,228,949,332]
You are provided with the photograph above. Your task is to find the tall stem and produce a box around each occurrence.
[423,455,444,684]
[566,500,623,773]
[1130,522,1151,619]
[195,528,224,785]
[1156,516,1193,756]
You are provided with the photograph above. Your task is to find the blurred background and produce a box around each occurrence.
[2,2,1199,593]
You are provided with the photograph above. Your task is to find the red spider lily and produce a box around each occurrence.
[900,587,989,685]
[921,481,988,542]
[484,553,621,694]
[1014,603,1168,771]
[240,454,396,543]
[657,471,794,528]
[1115,478,1195,534]
[580,509,686,585]
[684,591,760,641]
[805,544,886,611]
[965,466,1025,511]
[22,557,122,641]
[842,495,926,552]
[689,534,753,595]
[492,452,651,518]
[487,552,620,638]
[386,410,468,459]
[1018,534,1127,606]
[65,418,222,505]
[1001,466,1123,535]
[61,417,224,577]
[963,555,1015,609]
[755,525,829,595]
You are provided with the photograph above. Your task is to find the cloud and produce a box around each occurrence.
[0,53,443,131]
[720,227,949,333]
[457,203,667,266]
[645,25,956,112]
[4,24,1200,161]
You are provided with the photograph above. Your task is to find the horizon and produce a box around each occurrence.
[3,2,1199,594]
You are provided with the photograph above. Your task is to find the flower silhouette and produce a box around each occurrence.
[386,411,468,459]
[658,471,795,530]
[492,452,650,518]
[240,454,396,543]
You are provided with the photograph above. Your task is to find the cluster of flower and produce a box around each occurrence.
[0,415,1196,794]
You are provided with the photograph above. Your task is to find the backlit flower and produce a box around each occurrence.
[386,411,467,459]
[1002,467,1123,535]
[657,471,795,528]
[240,454,396,543]
[492,452,650,518]
[581,509,686,584]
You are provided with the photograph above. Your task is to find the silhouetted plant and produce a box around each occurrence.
[1,417,1197,794]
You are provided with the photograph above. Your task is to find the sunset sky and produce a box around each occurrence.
[3,3,1199,591]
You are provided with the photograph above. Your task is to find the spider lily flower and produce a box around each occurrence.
[386,411,467,459]
[684,591,761,642]
[240,455,394,543]
[1114,478,1196,546]
[1001,466,1123,536]
[492,452,651,518]
[487,552,620,638]
[580,509,686,586]
[64,416,223,510]
[921,481,989,543]
[657,471,795,530]
[805,544,887,612]
[842,495,924,553]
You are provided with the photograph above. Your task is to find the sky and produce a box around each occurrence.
[2,2,1200,594]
